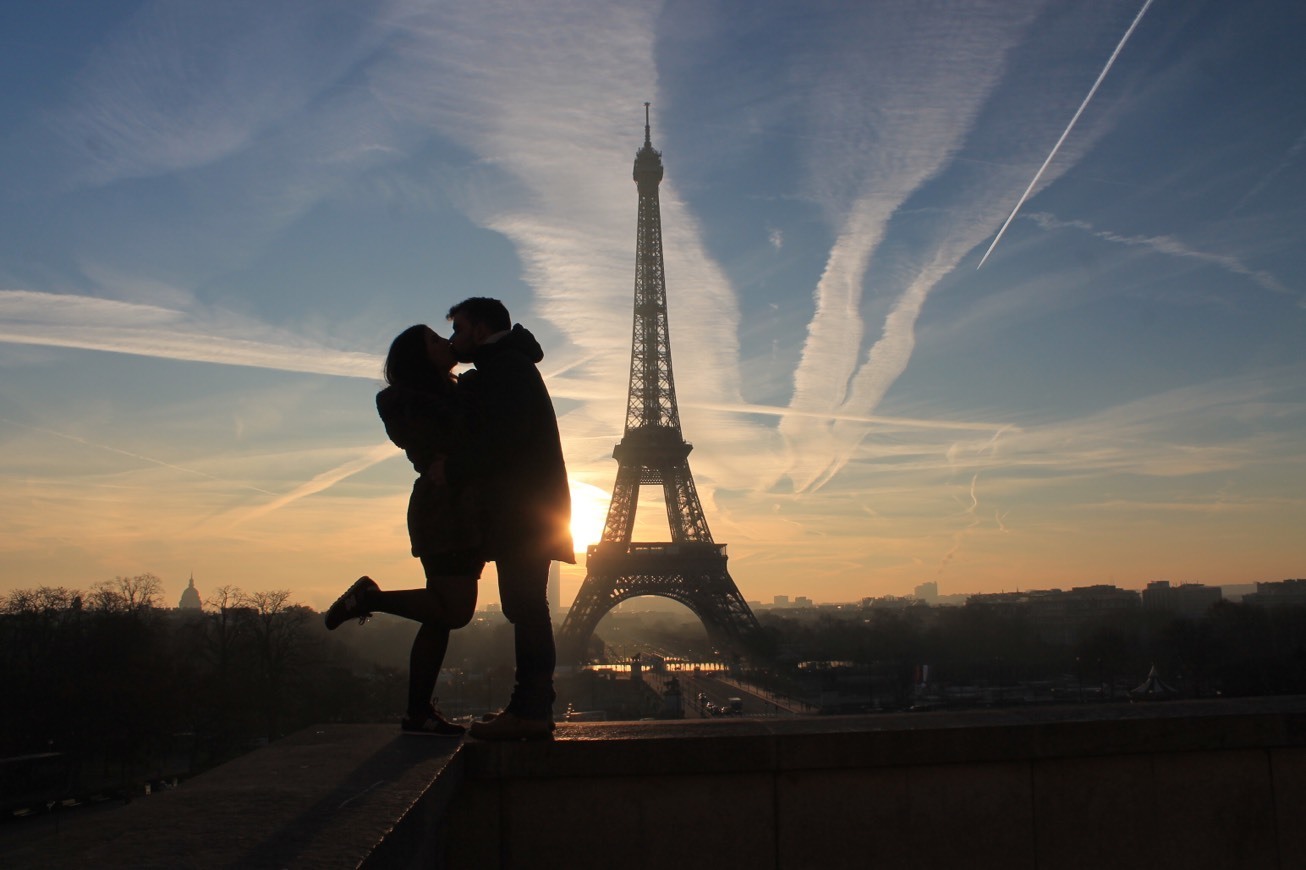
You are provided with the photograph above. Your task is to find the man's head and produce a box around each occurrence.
[447,297,511,361]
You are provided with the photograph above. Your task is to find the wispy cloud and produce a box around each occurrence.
[1023,213,1303,305]
[770,1,1186,498]
[0,415,277,496]
[1233,126,1306,214]
[972,366,1306,480]
[687,399,1012,433]
[937,472,985,576]
[49,3,397,188]
[780,4,1044,493]
[0,290,382,377]
[224,441,399,525]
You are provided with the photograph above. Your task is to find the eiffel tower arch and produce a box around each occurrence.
[557,106,761,665]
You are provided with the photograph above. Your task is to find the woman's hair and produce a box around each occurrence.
[384,324,448,391]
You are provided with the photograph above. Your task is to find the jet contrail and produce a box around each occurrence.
[0,415,278,495]
[976,0,1156,270]
[229,441,399,524]
[682,399,1014,432]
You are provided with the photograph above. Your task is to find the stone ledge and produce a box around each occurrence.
[6,724,462,870]
[461,696,1306,780]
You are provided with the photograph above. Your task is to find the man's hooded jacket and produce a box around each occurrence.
[444,325,574,563]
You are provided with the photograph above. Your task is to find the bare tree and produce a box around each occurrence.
[0,586,86,678]
[89,573,164,614]
[2,586,81,615]
[240,589,314,738]
[119,573,163,610]
[203,584,247,670]
[205,584,243,613]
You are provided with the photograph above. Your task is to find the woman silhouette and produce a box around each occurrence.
[325,324,483,736]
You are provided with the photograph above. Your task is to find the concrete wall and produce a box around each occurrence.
[445,698,1306,870]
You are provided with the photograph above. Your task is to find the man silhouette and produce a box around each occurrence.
[440,297,573,740]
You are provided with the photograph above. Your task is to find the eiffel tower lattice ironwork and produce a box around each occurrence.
[557,105,761,664]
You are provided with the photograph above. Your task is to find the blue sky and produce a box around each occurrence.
[2,0,1303,610]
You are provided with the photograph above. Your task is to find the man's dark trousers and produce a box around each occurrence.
[497,553,555,718]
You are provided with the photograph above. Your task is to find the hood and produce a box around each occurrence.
[478,323,544,364]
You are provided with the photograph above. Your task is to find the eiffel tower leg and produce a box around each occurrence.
[663,464,711,543]
[681,565,761,655]
[601,464,641,544]
[557,570,619,665]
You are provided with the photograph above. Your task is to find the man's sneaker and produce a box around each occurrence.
[468,712,554,741]
[324,576,379,630]
[401,707,466,737]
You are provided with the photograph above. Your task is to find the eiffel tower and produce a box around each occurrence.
[557,105,761,665]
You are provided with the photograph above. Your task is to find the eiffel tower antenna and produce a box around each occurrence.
[557,106,761,665]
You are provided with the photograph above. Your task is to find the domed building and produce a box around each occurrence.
[179,574,202,611]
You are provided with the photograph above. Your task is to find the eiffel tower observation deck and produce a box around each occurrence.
[557,106,761,665]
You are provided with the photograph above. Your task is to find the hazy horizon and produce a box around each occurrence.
[3,1,1303,612]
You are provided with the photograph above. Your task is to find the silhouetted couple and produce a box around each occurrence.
[326,297,573,741]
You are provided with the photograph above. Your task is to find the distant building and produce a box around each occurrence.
[863,595,917,610]
[1242,579,1306,609]
[1141,581,1221,619]
[179,575,202,611]
[773,595,790,607]
[968,585,1141,644]
[794,596,813,608]
[914,581,939,604]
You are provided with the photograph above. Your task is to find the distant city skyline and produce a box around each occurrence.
[2,1,1303,611]
[134,570,1295,616]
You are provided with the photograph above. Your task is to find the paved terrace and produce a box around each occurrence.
[8,696,1306,869]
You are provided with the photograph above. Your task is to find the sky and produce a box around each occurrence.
[2,0,1303,612]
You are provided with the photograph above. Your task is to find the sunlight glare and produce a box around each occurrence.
[569,479,611,554]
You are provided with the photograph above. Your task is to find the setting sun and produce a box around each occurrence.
[568,480,612,554]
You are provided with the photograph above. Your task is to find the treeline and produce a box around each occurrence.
[744,600,1306,706]
[0,575,409,794]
